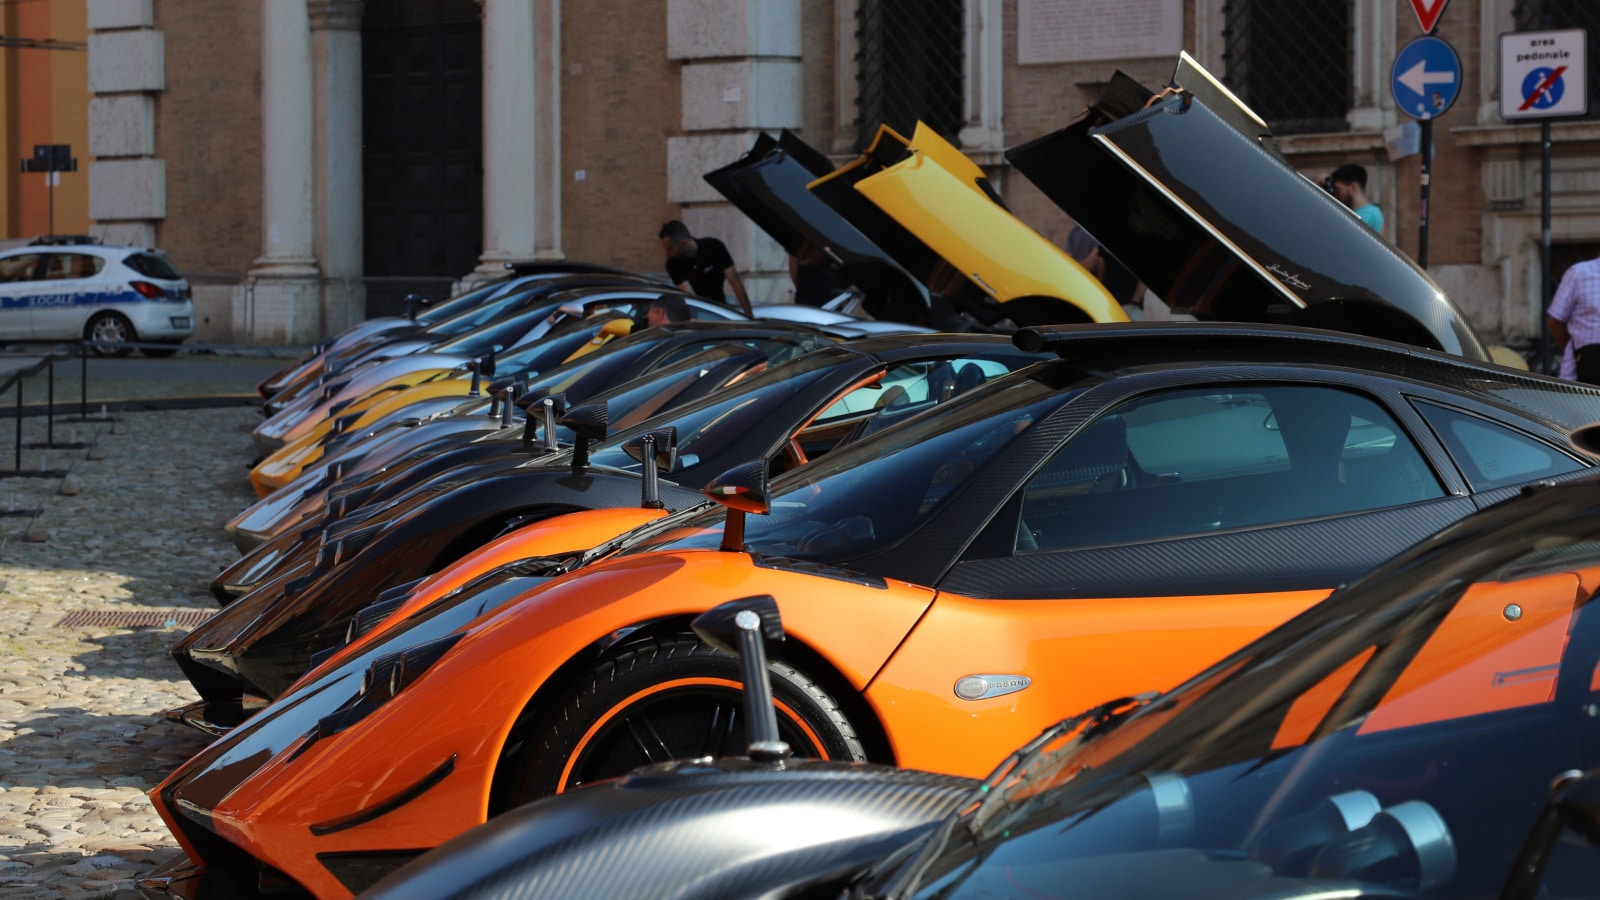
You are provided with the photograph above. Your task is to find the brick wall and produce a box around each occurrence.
[153,0,261,279]
[559,0,681,273]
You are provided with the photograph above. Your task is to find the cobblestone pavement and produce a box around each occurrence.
[0,405,262,898]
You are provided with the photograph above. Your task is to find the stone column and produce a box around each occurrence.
[310,0,365,334]
[666,1,803,306]
[473,0,563,279]
[86,0,165,249]
[248,0,322,344]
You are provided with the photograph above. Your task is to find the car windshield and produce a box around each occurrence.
[876,488,1600,900]
[422,286,555,338]
[547,336,834,444]
[413,277,512,326]
[622,368,1072,562]
[576,346,857,477]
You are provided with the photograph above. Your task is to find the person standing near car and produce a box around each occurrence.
[1326,164,1384,235]
[1547,254,1600,383]
[659,220,753,316]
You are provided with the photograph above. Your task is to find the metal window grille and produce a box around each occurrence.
[1514,1,1599,119]
[855,0,965,152]
[1222,0,1352,134]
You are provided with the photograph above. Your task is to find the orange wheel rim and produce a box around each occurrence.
[556,675,829,792]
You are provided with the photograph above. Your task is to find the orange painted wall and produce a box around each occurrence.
[0,0,88,241]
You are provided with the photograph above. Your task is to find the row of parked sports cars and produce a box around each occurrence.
[138,57,1600,899]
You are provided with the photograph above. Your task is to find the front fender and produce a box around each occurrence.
[208,551,936,899]
[291,506,673,692]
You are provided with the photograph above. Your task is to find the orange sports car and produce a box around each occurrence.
[149,322,1600,898]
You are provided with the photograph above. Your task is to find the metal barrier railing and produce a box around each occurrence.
[0,346,90,481]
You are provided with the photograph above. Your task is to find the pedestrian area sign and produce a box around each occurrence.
[1500,29,1588,120]
[1393,36,1461,120]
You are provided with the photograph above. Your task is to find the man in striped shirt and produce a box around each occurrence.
[1547,255,1600,383]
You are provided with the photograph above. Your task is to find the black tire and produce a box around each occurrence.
[511,638,865,800]
[85,312,134,357]
[142,345,180,358]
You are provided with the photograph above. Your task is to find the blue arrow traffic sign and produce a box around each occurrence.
[1393,35,1462,120]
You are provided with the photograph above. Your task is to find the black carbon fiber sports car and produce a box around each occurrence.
[171,334,1042,724]
[347,449,1600,900]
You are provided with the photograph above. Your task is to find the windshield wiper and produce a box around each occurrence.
[870,691,1159,900]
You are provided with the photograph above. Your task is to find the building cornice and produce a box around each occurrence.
[1451,121,1600,149]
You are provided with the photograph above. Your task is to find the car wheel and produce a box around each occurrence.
[85,312,134,358]
[511,637,866,800]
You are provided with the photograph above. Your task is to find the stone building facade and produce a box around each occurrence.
[62,0,1600,353]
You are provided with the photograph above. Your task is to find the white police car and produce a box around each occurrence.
[0,236,195,356]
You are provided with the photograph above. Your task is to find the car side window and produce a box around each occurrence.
[42,254,103,281]
[1412,400,1587,491]
[0,254,43,283]
[1011,386,1444,554]
[815,357,1012,426]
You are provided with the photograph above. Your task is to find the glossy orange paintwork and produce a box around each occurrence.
[1360,572,1583,733]
[287,506,670,690]
[172,561,1343,900]
[195,550,938,899]
[865,587,1332,775]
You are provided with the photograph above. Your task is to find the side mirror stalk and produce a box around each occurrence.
[558,402,608,476]
[499,384,517,428]
[691,596,790,762]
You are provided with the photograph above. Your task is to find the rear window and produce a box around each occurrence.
[123,252,181,280]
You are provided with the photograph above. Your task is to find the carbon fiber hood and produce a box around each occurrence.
[362,759,974,899]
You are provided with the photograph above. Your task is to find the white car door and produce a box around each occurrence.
[0,253,43,339]
[32,253,105,341]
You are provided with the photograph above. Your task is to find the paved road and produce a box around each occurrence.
[0,349,297,410]
[0,396,267,896]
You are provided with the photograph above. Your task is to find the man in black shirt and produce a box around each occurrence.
[659,220,752,315]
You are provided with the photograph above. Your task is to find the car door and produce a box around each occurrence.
[0,253,45,339]
[33,253,106,341]
[867,381,1484,777]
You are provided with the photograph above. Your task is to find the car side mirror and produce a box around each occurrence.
[703,459,770,552]
[623,428,677,509]
[691,595,790,762]
[559,401,607,474]
[518,391,565,453]
[403,293,432,321]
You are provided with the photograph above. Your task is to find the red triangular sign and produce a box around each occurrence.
[1409,0,1450,34]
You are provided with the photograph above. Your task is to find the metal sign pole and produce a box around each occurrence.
[1541,118,1553,372]
[1419,119,1432,269]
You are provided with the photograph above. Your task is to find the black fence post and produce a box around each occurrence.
[45,357,54,447]
[13,375,21,472]
[80,343,87,422]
